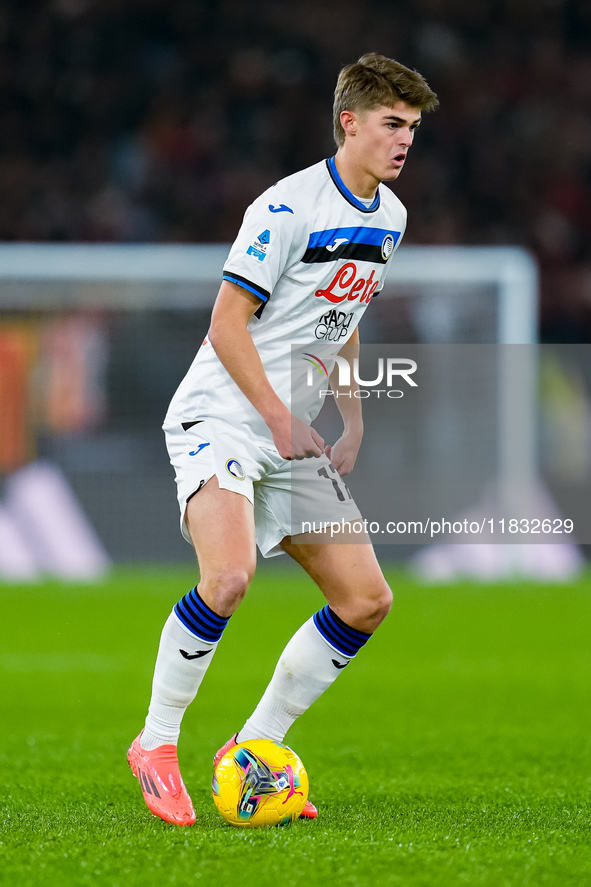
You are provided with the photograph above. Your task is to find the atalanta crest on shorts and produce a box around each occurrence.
[226,459,246,480]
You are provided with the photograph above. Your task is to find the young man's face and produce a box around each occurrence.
[345,101,422,183]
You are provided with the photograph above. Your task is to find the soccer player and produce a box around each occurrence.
[128,53,438,825]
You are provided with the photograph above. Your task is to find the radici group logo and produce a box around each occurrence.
[303,353,418,399]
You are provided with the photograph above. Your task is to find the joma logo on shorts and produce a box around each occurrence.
[189,443,210,456]
[315,263,379,304]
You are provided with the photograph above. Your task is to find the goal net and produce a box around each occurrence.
[0,242,586,575]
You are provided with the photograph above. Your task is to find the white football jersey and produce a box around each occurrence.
[166,157,407,438]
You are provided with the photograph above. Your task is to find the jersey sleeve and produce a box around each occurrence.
[222,192,304,305]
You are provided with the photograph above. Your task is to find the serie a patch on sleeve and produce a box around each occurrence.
[246,228,273,262]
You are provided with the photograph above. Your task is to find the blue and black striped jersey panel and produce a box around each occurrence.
[301,227,401,264]
[222,272,270,303]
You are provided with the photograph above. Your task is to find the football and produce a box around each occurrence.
[212,739,309,827]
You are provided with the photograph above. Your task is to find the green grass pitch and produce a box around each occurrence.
[1,563,590,887]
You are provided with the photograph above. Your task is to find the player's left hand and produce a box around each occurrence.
[325,430,362,476]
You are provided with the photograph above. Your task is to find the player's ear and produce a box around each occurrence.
[340,110,358,137]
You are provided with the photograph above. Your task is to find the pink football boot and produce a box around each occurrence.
[128,733,196,826]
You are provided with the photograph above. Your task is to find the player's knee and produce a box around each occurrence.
[334,578,392,634]
[202,566,254,613]
[361,580,393,631]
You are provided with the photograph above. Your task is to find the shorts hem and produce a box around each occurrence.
[179,470,255,545]
[258,531,288,559]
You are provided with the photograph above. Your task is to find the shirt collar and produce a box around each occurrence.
[326,156,380,213]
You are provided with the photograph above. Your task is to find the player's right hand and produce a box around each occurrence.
[272,414,324,460]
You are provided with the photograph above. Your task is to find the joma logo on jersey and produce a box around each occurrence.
[315,263,379,304]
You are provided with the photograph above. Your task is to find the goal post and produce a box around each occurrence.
[0,243,538,341]
[3,241,581,574]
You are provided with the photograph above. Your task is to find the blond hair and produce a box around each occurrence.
[333,53,439,146]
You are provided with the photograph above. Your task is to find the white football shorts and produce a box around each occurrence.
[163,416,363,557]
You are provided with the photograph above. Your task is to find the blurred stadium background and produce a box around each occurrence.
[0,0,590,575]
